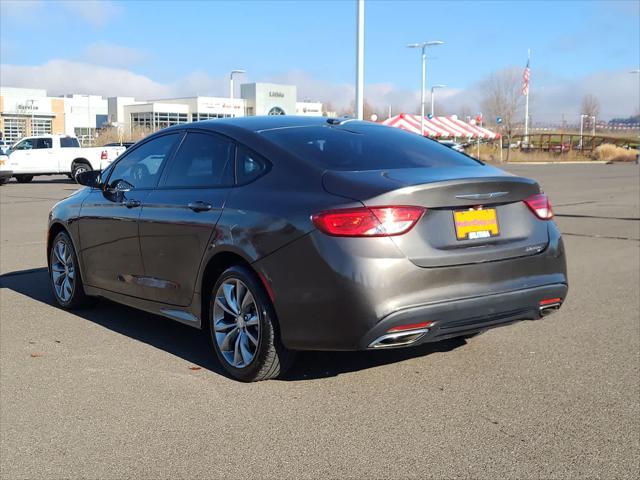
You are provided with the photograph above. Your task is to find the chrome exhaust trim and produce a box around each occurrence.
[368,328,429,349]
[539,303,561,317]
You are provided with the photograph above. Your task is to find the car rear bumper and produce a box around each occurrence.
[255,221,568,351]
[362,282,567,349]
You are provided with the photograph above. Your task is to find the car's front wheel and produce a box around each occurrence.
[209,266,294,382]
[15,175,33,183]
[49,231,94,309]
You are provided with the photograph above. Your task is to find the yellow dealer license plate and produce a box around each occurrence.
[453,208,499,240]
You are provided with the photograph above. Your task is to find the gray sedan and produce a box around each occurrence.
[47,116,567,381]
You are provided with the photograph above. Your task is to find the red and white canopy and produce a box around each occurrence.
[382,114,500,140]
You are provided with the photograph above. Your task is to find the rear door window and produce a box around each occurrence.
[261,124,481,170]
[60,137,80,148]
[160,132,234,188]
[34,138,53,149]
[236,146,268,184]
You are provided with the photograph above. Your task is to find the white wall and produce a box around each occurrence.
[63,94,108,135]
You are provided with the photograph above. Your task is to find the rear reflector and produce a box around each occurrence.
[387,321,434,332]
[524,193,553,220]
[539,297,562,306]
[312,206,425,237]
[258,271,275,303]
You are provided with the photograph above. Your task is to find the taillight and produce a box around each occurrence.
[311,206,425,237]
[524,193,553,220]
[100,150,108,160]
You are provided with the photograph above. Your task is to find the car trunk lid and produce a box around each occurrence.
[322,166,550,267]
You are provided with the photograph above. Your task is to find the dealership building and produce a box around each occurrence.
[0,83,324,144]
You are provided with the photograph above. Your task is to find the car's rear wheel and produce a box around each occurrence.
[209,266,294,382]
[49,231,94,309]
[15,175,33,183]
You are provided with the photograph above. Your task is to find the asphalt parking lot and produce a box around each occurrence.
[1,164,638,479]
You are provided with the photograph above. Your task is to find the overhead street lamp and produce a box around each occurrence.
[229,69,246,99]
[407,40,444,136]
[430,84,447,117]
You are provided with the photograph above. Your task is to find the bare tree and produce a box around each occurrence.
[581,94,600,118]
[341,100,381,120]
[479,67,525,161]
[363,100,381,121]
[322,101,336,117]
[458,104,473,122]
[581,94,600,131]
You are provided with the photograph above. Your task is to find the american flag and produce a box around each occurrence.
[522,59,530,96]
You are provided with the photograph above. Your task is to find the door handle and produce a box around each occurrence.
[124,199,141,209]
[187,201,212,212]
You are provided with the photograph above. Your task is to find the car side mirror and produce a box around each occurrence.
[76,170,102,188]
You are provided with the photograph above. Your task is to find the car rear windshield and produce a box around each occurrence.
[60,137,80,148]
[261,125,481,170]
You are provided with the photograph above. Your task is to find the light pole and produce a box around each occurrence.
[229,69,245,99]
[579,114,588,148]
[430,84,446,117]
[26,99,35,136]
[407,40,444,136]
[87,95,92,146]
[355,0,365,120]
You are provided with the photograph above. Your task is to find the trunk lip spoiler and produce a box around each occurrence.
[455,191,510,200]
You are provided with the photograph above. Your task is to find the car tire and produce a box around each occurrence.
[209,265,295,382]
[71,162,91,182]
[49,231,95,309]
[15,175,33,183]
[0,177,7,185]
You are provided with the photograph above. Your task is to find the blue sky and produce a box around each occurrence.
[1,0,639,120]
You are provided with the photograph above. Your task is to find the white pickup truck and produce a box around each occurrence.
[4,135,126,183]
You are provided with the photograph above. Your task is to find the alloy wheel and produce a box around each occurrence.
[73,165,89,181]
[212,279,260,368]
[51,239,75,302]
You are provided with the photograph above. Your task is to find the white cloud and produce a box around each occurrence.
[430,69,640,123]
[266,70,354,110]
[1,60,637,121]
[83,42,146,67]
[61,0,122,27]
[0,60,231,100]
[0,60,171,98]
[532,70,640,122]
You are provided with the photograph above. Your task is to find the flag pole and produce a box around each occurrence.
[524,49,530,144]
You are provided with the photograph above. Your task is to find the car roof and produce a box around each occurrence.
[170,115,356,133]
